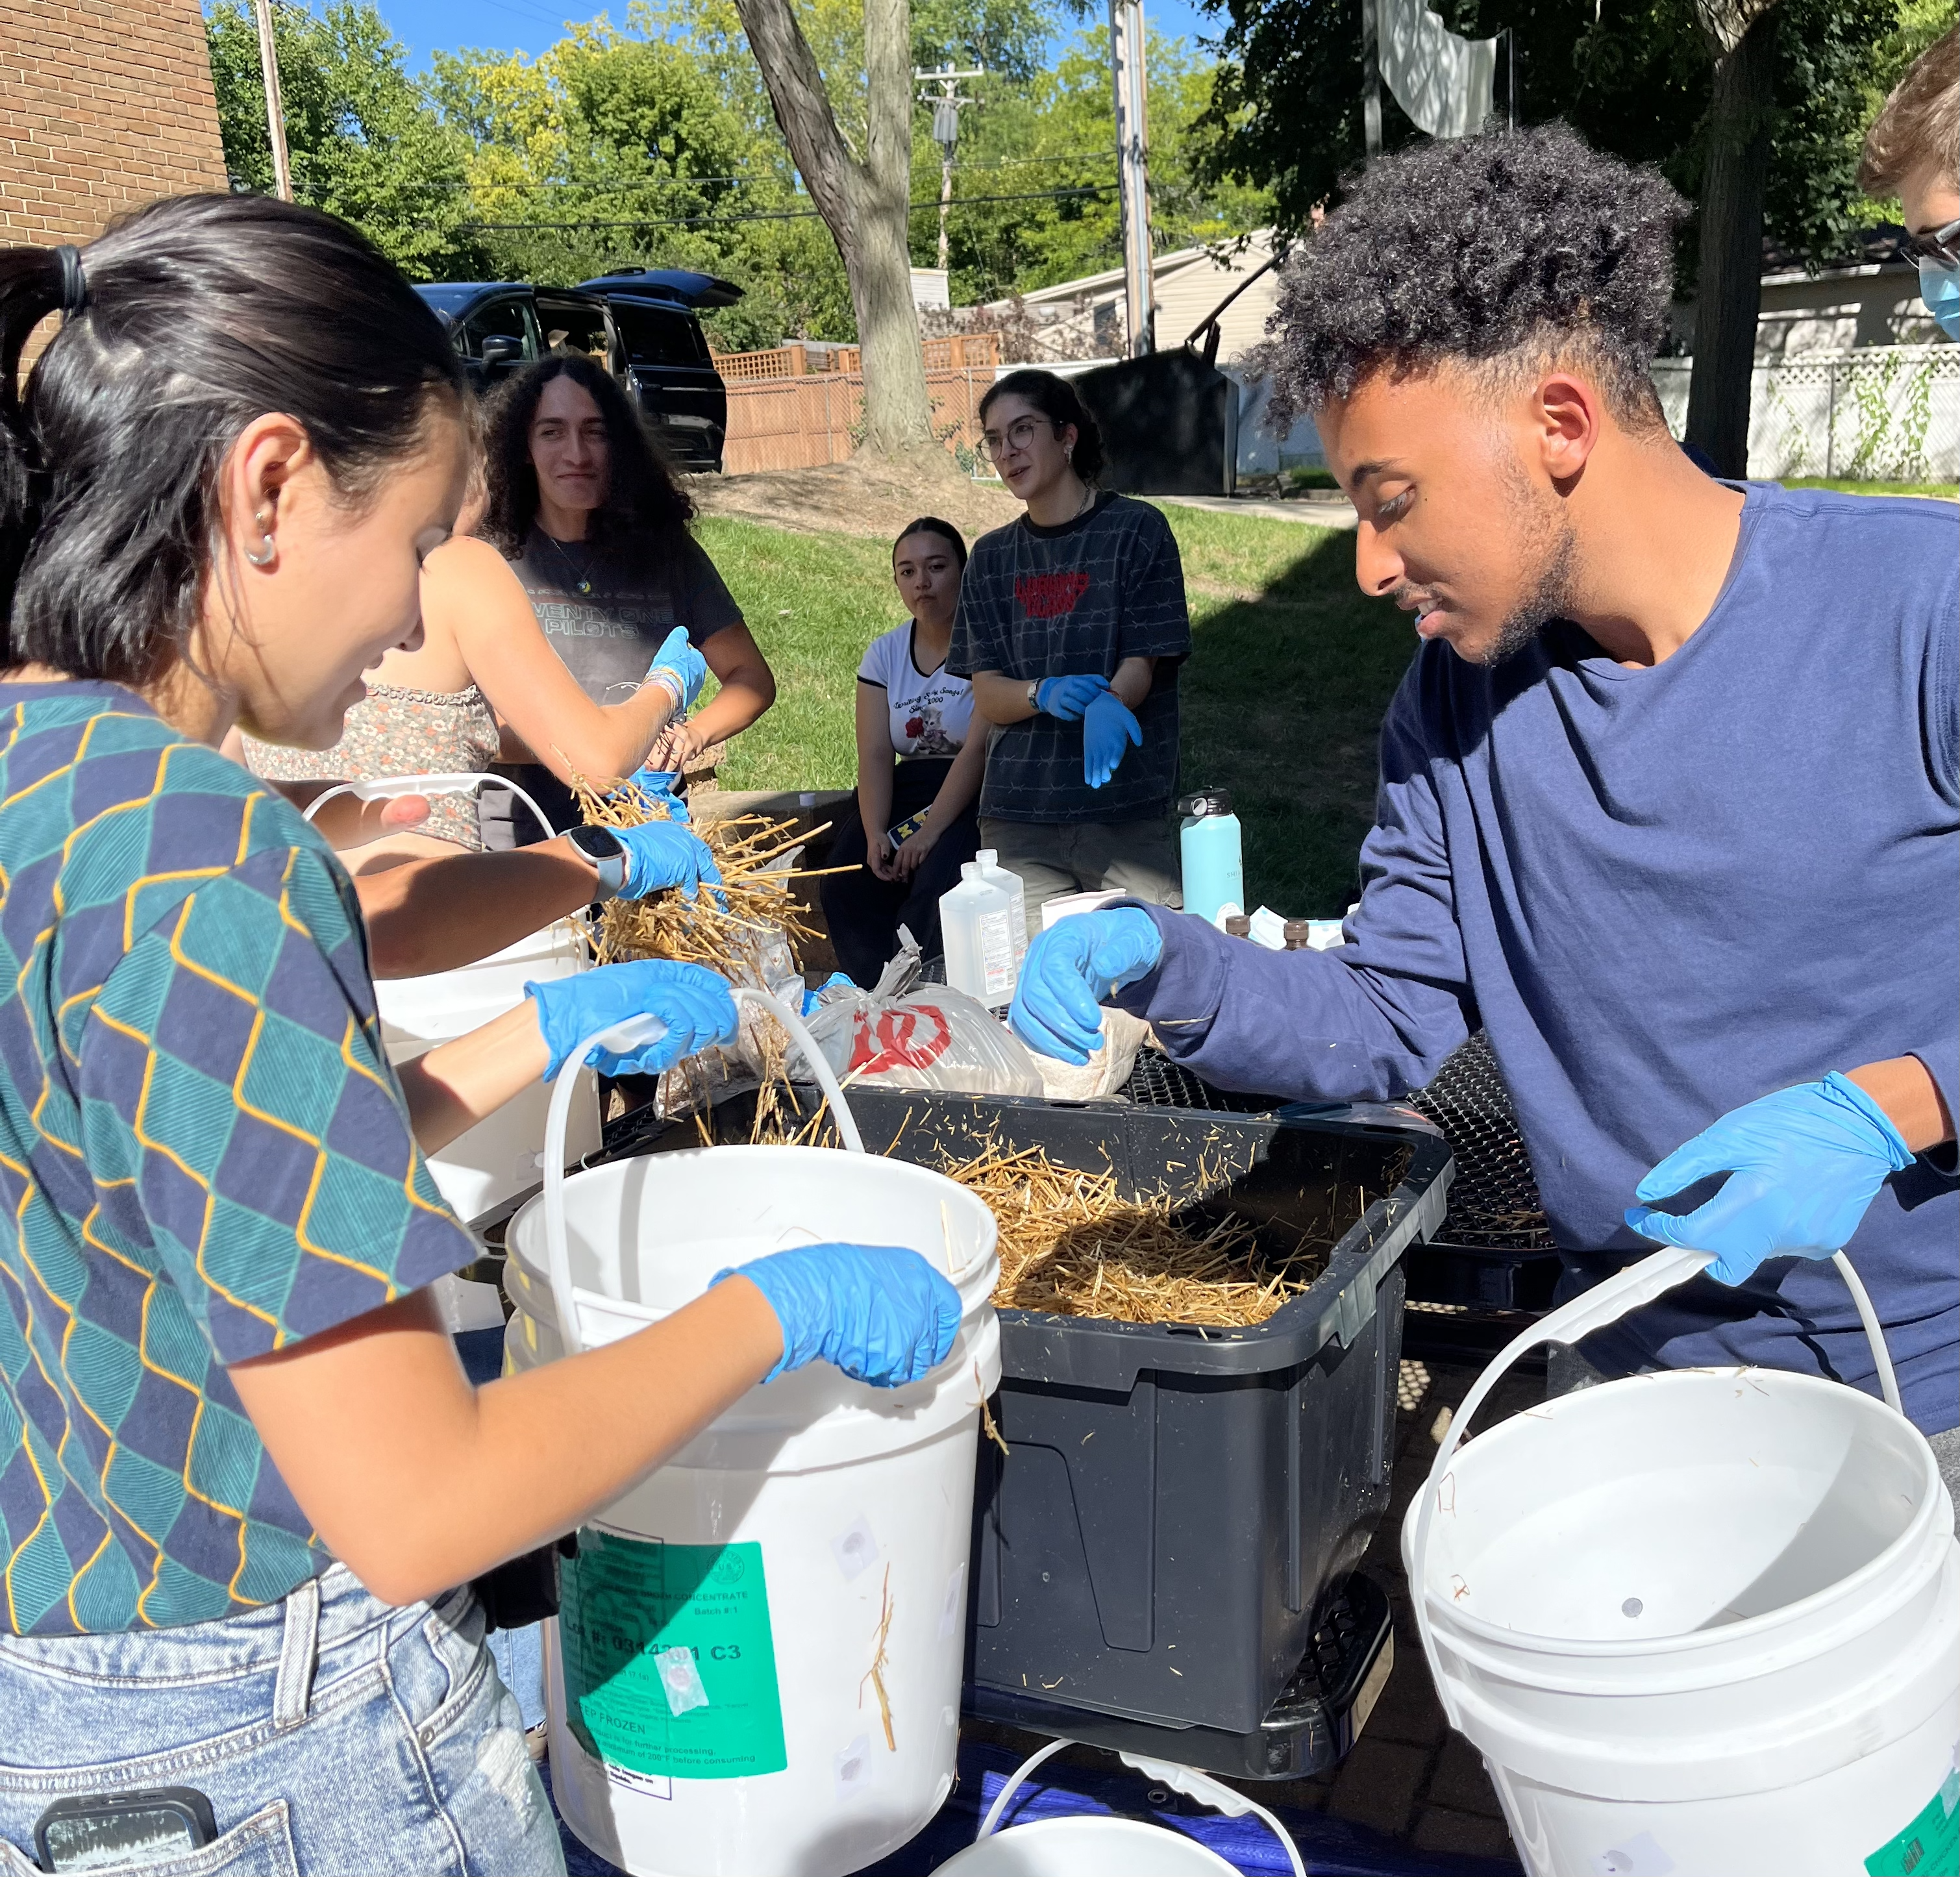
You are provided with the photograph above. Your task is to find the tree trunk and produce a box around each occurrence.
[732,0,934,458]
[1685,0,1779,478]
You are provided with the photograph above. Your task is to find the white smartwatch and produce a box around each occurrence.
[565,824,629,901]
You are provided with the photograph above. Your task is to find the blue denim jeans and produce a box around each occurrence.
[0,1565,565,1876]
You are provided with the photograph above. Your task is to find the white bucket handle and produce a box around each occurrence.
[1409,1245,1902,1728]
[302,771,558,841]
[975,1737,1308,1877]
[540,986,863,1358]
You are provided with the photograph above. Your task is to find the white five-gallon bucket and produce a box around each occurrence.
[1405,1246,1960,1877]
[503,992,1002,1877]
[310,775,601,1323]
[930,1739,1305,1876]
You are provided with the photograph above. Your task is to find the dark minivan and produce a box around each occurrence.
[579,269,741,475]
[413,269,740,473]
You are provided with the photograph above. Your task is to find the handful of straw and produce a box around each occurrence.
[948,1144,1319,1328]
[569,772,842,978]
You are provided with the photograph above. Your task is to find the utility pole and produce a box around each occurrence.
[1110,0,1153,356]
[1361,0,1382,158]
[914,65,983,273]
[253,0,293,201]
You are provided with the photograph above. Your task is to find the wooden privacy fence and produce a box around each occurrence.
[713,332,1000,384]
[721,348,1002,475]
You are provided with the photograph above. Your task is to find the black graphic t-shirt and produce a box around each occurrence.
[949,493,1190,823]
[510,525,744,702]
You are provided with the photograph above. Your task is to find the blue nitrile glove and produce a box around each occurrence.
[1081,688,1143,789]
[711,1243,962,1387]
[1008,906,1163,1065]
[644,627,708,710]
[1625,1071,1915,1286]
[626,767,689,824]
[526,960,738,1079]
[614,819,723,901]
[1036,674,1111,721]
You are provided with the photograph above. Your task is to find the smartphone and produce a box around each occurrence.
[34,1790,216,1872]
[887,809,928,848]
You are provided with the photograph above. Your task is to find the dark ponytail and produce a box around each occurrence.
[977,368,1106,483]
[0,194,468,686]
[891,515,967,569]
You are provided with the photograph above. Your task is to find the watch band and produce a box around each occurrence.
[566,824,629,901]
[1027,678,1041,712]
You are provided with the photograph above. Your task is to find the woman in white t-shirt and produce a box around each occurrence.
[821,517,987,985]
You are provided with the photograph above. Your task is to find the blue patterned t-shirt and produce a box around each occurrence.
[0,683,475,1635]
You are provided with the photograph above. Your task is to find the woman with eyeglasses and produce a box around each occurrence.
[1860,25,1959,340]
[949,369,1191,936]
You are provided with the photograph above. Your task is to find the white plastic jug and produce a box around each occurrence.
[1404,1247,1960,1877]
[941,864,1017,1008]
[931,1739,1304,1877]
[503,991,1002,1877]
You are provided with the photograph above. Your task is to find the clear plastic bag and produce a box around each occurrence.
[790,940,1043,1099]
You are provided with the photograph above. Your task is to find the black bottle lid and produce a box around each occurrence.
[1176,788,1233,819]
[1223,914,1251,938]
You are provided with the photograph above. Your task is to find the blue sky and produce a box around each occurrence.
[370,0,1219,71]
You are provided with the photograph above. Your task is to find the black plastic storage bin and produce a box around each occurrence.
[1121,1039,1563,1366]
[819,1085,1453,1765]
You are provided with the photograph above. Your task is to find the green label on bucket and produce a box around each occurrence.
[558,1530,787,1780]
[1864,1763,1960,1877]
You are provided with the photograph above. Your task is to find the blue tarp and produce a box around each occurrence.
[545,1738,1523,1877]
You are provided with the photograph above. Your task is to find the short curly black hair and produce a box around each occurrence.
[1264,124,1686,429]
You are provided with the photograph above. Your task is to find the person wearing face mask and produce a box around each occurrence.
[1860,27,1959,342]
[820,517,987,986]
[0,199,960,1876]
[950,370,1191,934]
[1006,128,1959,1498]
[482,355,777,839]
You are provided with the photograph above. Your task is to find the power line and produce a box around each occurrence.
[449,182,1116,233]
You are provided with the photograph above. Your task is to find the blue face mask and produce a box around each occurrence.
[1919,256,1960,340]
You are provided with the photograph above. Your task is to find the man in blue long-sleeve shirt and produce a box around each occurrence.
[1009,125,1959,1455]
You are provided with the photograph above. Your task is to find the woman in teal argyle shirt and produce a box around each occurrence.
[0,199,958,1875]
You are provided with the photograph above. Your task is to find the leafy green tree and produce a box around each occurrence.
[921,26,1275,305]
[205,0,483,278]
[427,9,858,345]
[1194,0,1901,277]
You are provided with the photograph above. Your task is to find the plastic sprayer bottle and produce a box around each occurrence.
[1178,789,1245,928]
[974,849,1029,967]
[941,864,1018,1008]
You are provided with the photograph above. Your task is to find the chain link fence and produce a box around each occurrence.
[1652,346,1960,482]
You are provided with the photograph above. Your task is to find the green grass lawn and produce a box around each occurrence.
[1781,477,1959,499]
[698,504,1419,919]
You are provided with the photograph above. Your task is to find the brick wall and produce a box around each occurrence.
[1,0,229,247]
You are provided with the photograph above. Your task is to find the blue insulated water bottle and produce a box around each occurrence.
[1178,789,1244,926]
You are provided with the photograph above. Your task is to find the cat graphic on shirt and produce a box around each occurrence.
[905,699,960,756]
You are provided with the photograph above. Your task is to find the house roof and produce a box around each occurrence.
[1003,231,1280,308]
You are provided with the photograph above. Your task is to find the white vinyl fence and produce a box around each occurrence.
[1232,345,1959,486]
[1651,346,1959,482]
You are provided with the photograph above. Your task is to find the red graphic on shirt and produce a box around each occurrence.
[905,715,924,739]
[1015,571,1091,618]
[848,1005,954,1075]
